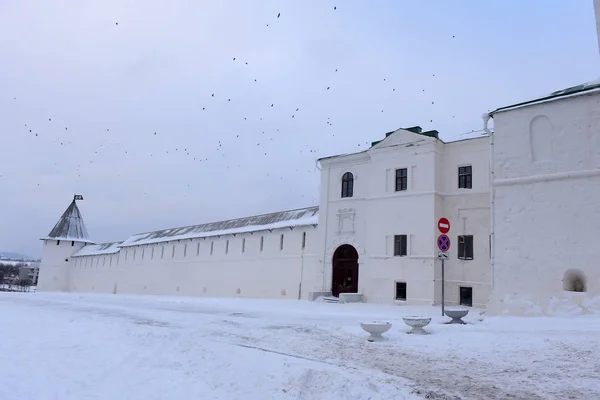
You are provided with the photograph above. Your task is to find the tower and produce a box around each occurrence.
[37,195,94,292]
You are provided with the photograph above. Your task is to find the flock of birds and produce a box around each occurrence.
[5,6,461,208]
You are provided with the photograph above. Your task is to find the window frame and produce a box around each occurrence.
[395,281,407,301]
[457,235,474,260]
[341,172,354,198]
[395,168,408,191]
[393,234,408,257]
[459,286,473,307]
[458,165,473,189]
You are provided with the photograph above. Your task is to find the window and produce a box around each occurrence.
[458,165,472,189]
[183,243,187,257]
[210,241,214,255]
[302,232,306,249]
[71,241,75,246]
[341,172,354,198]
[395,168,408,191]
[260,236,264,252]
[225,239,229,254]
[172,244,175,258]
[197,242,200,256]
[141,248,145,260]
[395,282,407,301]
[125,250,128,261]
[394,235,407,257]
[57,240,60,246]
[161,246,164,259]
[458,235,474,260]
[133,249,136,261]
[460,287,473,306]
[280,234,284,250]
[151,247,154,260]
[110,257,113,267]
[242,238,246,253]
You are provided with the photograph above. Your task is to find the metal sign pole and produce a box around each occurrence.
[441,258,445,316]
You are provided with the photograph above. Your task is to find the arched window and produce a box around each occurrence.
[341,172,354,198]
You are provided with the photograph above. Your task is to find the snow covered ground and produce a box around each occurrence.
[1,293,599,400]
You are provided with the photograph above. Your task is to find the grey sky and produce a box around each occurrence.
[1,0,598,258]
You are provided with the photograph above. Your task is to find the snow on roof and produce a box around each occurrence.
[42,200,94,243]
[119,206,319,247]
[72,242,123,257]
[446,130,489,143]
[490,77,600,115]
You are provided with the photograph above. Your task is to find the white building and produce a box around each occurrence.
[486,79,600,315]
[315,126,490,307]
[18,262,40,285]
[37,126,490,307]
[486,0,600,315]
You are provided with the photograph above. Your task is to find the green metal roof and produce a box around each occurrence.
[370,126,439,148]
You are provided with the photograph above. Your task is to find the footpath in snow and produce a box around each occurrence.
[1,293,599,400]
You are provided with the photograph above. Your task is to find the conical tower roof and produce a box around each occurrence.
[42,199,94,243]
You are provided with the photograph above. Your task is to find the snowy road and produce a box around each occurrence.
[1,293,599,399]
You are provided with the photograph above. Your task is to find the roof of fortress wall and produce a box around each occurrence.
[489,77,600,115]
[72,242,123,257]
[118,205,319,247]
[70,206,320,256]
[42,200,95,244]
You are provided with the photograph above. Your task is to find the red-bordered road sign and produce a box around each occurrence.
[438,235,451,252]
[437,218,450,234]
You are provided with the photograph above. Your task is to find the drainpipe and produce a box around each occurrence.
[595,0,600,57]
[299,247,304,300]
[482,113,494,292]
[316,160,331,292]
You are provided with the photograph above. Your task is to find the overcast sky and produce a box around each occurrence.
[1,0,599,258]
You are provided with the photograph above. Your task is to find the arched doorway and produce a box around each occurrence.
[331,244,359,297]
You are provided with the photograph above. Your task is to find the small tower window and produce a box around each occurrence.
[225,239,229,254]
[280,234,284,250]
[341,172,354,198]
[71,241,75,246]
[57,240,60,246]
[210,241,214,255]
[197,242,200,256]
[302,232,306,249]
[242,238,246,253]
[260,236,264,252]
[184,243,187,257]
